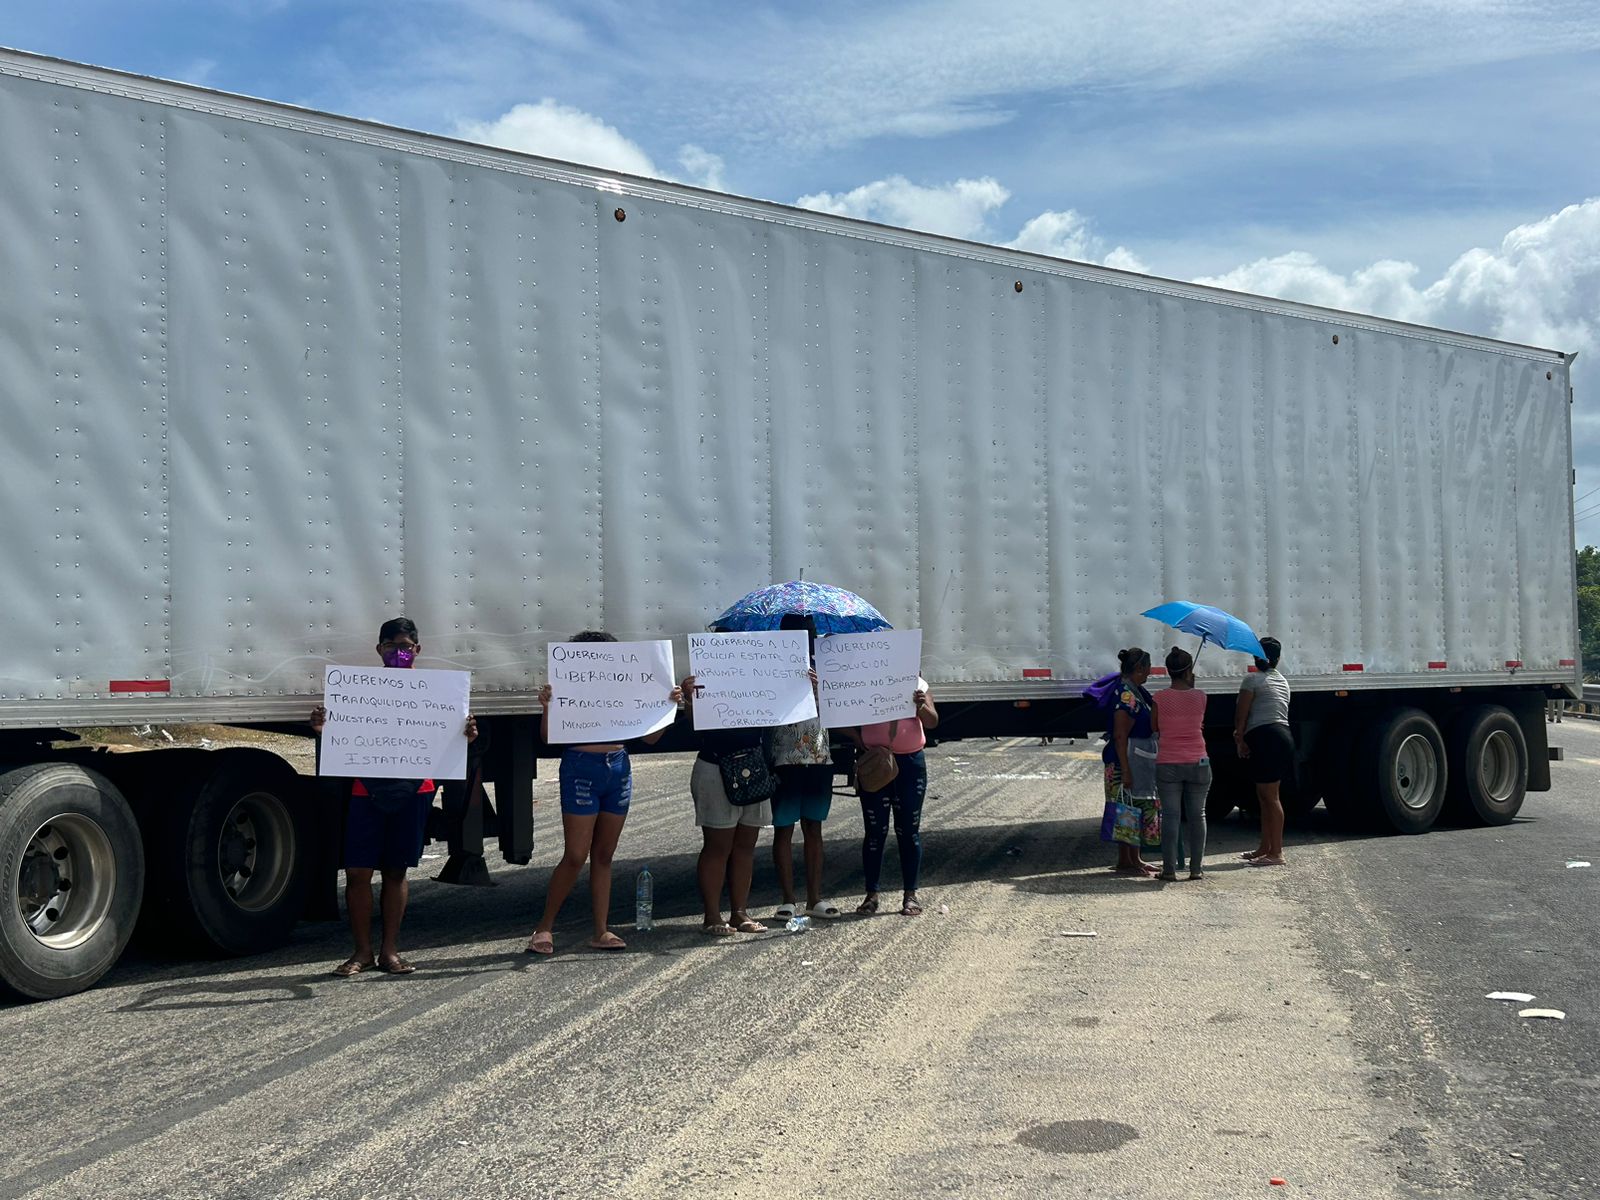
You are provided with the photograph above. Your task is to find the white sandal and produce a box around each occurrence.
[774,902,799,919]
[805,901,843,920]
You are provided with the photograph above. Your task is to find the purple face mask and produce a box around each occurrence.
[381,647,416,669]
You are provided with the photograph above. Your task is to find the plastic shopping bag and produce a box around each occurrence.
[1112,799,1143,846]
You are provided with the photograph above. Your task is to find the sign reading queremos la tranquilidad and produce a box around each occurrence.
[318,665,471,780]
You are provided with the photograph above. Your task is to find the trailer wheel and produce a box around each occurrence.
[144,753,312,955]
[1445,706,1527,825]
[1359,709,1447,834]
[0,764,144,1000]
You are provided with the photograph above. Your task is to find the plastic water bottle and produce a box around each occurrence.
[785,914,811,934]
[635,865,654,932]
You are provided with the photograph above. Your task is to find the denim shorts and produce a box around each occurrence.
[560,748,632,816]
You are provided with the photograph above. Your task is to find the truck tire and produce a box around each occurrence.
[143,753,312,955]
[0,763,144,1000]
[1358,708,1447,834]
[1445,705,1527,825]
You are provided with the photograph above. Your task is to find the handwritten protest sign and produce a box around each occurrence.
[687,630,817,731]
[546,640,677,743]
[815,629,923,729]
[319,666,470,780]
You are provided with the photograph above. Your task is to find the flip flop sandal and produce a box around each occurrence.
[805,902,843,920]
[1247,857,1286,868]
[701,922,737,936]
[333,957,374,977]
[733,918,768,933]
[855,895,881,915]
[774,903,799,920]
[588,932,627,951]
[900,898,924,917]
[525,932,554,956]
[376,956,417,975]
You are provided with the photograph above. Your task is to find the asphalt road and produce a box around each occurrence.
[1,724,1595,1199]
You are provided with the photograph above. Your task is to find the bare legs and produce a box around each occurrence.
[772,818,824,910]
[699,824,765,930]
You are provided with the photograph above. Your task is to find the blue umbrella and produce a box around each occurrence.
[1142,601,1266,660]
[711,581,893,634]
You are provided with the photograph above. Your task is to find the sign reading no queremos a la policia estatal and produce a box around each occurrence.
[318,666,471,781]
[687,629,817,730]
[546,639,678,743]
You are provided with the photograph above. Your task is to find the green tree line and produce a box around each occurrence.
[1579,546,1600,678]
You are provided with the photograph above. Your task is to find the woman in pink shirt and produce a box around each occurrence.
[850,677,938,916]
[1152,646,1210,881]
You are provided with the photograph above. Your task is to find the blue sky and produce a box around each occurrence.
[8,0,1600,530]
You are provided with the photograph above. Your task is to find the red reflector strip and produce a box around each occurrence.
[1021,668,1052,679]
[110,680,171,693]
[1342,664,1365,672]
[1505,660,1523,669]
[1560,659,1576,667]
[1427,661,1448,670]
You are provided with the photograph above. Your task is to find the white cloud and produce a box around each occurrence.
[456,100,660,177]
[677,144,726,192]
[455,104,734,193]
[796,176,1010,240]
[1192,199,1600,361]
[1007,209,1146,272]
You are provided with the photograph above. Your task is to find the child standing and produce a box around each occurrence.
[312,617,477,976]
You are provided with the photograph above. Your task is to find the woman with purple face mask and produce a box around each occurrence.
[310,617,478,976]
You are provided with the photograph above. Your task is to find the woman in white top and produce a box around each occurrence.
[1234,636,1292,866]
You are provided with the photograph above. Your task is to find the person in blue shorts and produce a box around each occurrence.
[767,614,841,920]
[311,617,478,976]
[525,631,683,955]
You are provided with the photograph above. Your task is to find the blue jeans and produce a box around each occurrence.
[859,750,927,893]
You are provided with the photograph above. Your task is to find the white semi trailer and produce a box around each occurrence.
[0,48,1580,999]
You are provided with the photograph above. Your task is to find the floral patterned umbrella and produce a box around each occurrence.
[710,581,893,634]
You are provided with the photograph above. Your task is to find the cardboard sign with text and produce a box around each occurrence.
[815,629,923,729]
[546,639,677,743]
[687,630,816,730]
[319,666,471,780]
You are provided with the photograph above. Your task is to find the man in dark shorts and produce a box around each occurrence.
[311,617,477,975]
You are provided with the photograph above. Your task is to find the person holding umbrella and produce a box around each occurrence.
[695,580,895,932]
[767,613,841,921]
[1236,636,1292,866]
[1153,645,1210,880]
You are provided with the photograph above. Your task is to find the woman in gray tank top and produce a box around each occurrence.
[1234,636,1292,866]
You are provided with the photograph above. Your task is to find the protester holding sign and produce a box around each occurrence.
[682,672,773,936]
[526,631,683,956]
[848,676,938,917]
[310,617,477,977]
[766,615,840,921]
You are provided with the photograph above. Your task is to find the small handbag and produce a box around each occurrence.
[718,746,777,805]
[855,721,901,794]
